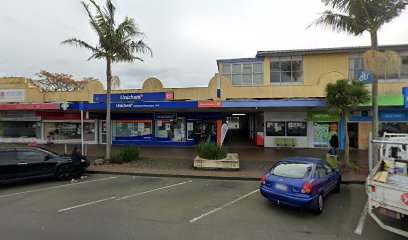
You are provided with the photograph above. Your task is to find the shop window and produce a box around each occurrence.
[156,118,186,142]
[286,122,307,136]
[270,56,303,84]
[0,122,40,138]
[222,62,263,86]
[266,121,285,136]
[44,122,96,141]
[381,123,408,135]
[113,120,152,141]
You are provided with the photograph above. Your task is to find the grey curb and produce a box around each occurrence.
[86,170,366,184]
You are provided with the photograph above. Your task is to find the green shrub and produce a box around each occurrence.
[109,146,141,164]
[121,146,141,162]
[110,153,124,164]
[196,142,227,160]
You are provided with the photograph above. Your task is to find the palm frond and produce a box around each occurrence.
[310,10,366,35]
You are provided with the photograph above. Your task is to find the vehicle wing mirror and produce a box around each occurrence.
[44,155,52,161]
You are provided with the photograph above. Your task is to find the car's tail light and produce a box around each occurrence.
[261,175,266,185]
[301,181,312,194]
[370,185,376,192]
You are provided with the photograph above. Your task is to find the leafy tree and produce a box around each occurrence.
[325,79,370,166]
[310,0,407,160]
[33,70,97,92]
[62,0,152,159]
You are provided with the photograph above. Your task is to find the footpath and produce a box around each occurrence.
[56,145,370,183]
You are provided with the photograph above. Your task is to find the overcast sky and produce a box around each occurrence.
[0,0,407,89]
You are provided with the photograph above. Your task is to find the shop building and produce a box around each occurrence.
[1,44,408,149]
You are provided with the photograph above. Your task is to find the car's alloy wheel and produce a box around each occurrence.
[56,165,73,181]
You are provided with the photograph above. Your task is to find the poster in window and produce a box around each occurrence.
[138,122,145,131]
[157,120,162,127]
[287,121,307,136]
[165,123,171,130]
[266,121,285,136]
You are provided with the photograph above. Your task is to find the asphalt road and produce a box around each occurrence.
[0,174,405,240]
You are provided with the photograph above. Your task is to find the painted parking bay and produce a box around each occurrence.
[0,175,405,240]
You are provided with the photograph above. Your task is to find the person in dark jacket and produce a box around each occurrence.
[329,132,339,155]
[70,146,87,183]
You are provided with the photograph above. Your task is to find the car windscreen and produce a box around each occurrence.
[270,162,313,179]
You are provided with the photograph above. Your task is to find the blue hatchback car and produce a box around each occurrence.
[260,157,341,214]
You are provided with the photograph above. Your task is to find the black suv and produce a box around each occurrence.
[0,147,90,183]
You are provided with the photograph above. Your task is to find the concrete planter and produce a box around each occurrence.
[194,153,239,170]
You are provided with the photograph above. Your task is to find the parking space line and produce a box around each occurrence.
[58,196,116,213]
[354,200,368,235]
[189,189,259,223]
[116,180,193,201]
[0,176,118,199]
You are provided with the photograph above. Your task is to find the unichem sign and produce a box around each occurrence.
[93,92,174,103]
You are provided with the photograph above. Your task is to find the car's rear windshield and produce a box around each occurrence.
[270,162,313,179]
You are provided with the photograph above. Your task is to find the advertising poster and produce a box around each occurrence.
[165,123,171,130]
[313,124,329,147]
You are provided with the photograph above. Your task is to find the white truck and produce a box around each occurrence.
[366,133,408,238]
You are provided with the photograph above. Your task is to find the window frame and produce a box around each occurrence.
[270,56,304,85]
[222,62,264,86]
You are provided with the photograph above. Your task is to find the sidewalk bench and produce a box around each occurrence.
[275,138,297,147]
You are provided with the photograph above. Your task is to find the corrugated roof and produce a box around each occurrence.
[256,44,408,57]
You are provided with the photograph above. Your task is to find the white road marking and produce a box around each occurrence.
[354,200,368,235]
[189,189,259,223]
[58,196,116,213]
[116,180,193,201]
[0,176,118,199]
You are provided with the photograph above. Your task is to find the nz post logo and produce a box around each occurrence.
[357,69,373,84]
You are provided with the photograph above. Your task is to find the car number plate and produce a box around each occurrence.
[275,183,288,191]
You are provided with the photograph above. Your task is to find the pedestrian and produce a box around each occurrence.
[329,132,339,155]
[70,146,87,183]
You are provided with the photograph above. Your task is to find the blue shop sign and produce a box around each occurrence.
[403,87,408,108]
[357,69,373,84]
[67,101,198,110]
[93,92,174,103]
[155,113,177,120]
[379,111,408,122]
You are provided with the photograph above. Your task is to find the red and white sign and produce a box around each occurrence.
[0,89,25,102]
[0,103,60,110]
[401,193,408,206]
[198,100,223,108]
[165,92,174,101]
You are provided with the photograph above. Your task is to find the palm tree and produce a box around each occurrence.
[62,0,152,159]
[325,79,370,167]
[310,0,407,161]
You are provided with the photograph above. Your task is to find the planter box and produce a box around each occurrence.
[194,153,239,170]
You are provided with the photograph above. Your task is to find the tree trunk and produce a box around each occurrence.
[371,30,379,163]
[344,115,350,167]
[106,57,112,160]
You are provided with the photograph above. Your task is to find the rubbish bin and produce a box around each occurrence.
[326,154,338,168]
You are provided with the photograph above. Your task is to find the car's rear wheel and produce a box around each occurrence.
[314,194,324,214]
[55,164,74,181]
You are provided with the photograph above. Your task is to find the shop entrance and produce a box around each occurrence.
[348,123,359,148]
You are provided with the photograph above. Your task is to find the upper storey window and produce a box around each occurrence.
[222,62,263,86]
[270,56,303,84]
[349,52,408,81]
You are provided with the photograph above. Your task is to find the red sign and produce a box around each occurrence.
[198,100,223,108]
[36,112,88,120]
[402,193,408,206]
[0,103,60,110]
[165,92,174,101]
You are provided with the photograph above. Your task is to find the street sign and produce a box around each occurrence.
[79,102,84,111]
[357,69,373,84]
